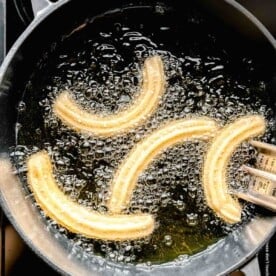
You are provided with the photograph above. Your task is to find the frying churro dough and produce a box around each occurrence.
[202,115,266,224]
[27,151,155,241]
[53,55,165,136]
[108,117,219,213]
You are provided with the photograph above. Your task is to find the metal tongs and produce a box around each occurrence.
[235,140,276,212]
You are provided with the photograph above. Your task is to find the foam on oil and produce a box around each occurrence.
[10,5,275,265]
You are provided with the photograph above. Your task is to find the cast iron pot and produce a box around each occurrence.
[0,0,275,275]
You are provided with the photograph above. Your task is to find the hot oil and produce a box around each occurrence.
[10,4,275,265]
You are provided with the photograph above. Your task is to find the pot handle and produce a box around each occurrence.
[30,0,54,18]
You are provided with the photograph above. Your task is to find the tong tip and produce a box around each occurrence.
[241,165,276,182]
[250,140,276,155]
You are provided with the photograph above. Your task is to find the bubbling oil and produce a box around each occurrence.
[10,5,275,265]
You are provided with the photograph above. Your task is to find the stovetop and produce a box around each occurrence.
[0,0,275,275]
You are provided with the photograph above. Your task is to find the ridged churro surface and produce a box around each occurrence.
[27,151,155,241]
[53,55,165,136]
[108,117,219,213]
[202,115,266,223]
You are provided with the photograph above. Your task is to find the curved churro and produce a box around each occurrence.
[202,115,266,224]
[53,55,165,136]
[107,117,219,213]
[27,151,155,241]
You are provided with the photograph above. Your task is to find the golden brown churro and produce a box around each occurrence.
[27,151,155,241]
[202,115,266,224]
[53,55,165,136]
[107,117,219,213]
